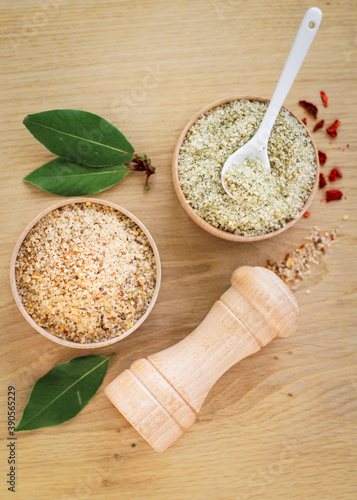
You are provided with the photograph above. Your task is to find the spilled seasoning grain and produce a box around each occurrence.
[267,228,337,290]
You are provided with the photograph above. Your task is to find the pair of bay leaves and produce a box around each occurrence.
[23,109,155,195]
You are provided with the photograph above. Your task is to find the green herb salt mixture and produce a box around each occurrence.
[178,99,317,236]
[223,158,270,203]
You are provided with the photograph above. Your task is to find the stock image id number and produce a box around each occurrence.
[8,386,15,436]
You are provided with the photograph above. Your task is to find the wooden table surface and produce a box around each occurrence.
[1,1,356,499]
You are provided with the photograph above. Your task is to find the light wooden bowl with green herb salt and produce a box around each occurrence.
[173,96,319,242]
[10,198,161,349]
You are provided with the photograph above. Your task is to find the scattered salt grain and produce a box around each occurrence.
[267,228,337,290]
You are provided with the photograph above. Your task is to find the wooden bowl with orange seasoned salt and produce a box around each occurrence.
[173,96,319,242]
[10,198,161,349]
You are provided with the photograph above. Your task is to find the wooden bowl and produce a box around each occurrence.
[10,198,161,349]
[172,95,319,242]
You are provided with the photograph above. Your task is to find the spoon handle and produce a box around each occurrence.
[257,7,322,140]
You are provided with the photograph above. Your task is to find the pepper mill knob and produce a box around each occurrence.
[105,266,298,452]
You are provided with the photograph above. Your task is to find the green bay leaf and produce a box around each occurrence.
[23,158,129,196]
[16,355,110,432]
[23,109,135,166]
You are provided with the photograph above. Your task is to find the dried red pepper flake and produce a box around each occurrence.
[313,119,324,132]
[299,100,318,118]
[318,150,327,166]
[329,167,343,182]
[320,91,328,107]
[326,120,340,138]
[301,118,307,125]
[326,189,343,202]
[303,210,311,217]
[319,173,327,189]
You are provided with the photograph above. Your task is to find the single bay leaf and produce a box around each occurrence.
[23,109,135,166]
[23,158,128,196]
[16,355,110,432]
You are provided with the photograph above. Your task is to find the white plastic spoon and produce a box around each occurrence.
[221,7,322,199]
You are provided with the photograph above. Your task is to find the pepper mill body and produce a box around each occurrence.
[105,266,299,452]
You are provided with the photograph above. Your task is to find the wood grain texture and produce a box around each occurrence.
[0,0,356,498]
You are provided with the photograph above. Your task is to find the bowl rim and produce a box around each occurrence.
[172,95,319,242]
[10,197,161,349]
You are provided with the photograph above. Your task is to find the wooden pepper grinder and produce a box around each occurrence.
[105,266,298,452]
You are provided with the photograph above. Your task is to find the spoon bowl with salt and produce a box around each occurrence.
[221,7,322,200]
